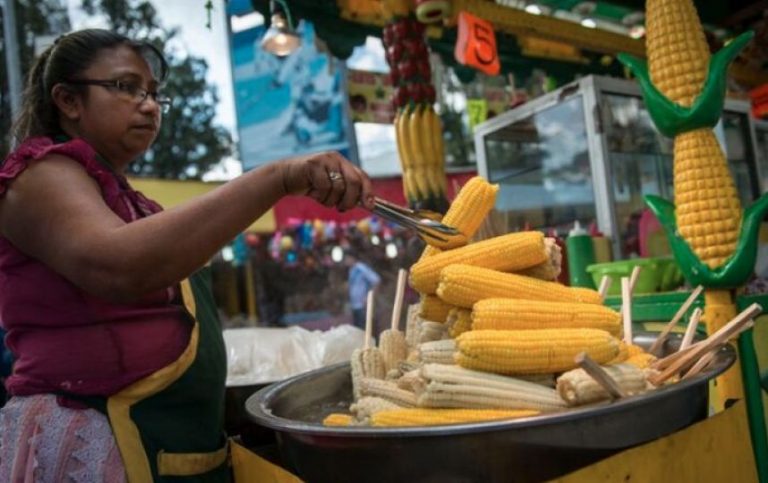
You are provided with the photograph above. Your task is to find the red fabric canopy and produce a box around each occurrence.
[272,171,477,229]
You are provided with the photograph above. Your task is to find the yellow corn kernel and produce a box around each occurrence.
[420,176,499,258]
[420,295,453,323]
[626,352,657,370]
[472,298,620,336]
[411,231,548,294]
[607,340,630,365]
[557,363,648,406]
[447,308,473,338]
[456,329,619,375]
[437,265,602,309]
[322,413,353,427]
[515,238,562,281]
[371,408,538,427]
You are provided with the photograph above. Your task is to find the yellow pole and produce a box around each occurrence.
[703,289,744,410]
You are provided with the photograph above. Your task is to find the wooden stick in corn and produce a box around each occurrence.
[359,378,418,407]
[647,0,742,268]
[574,352,627,399]
[380,269,409,373]
[411,231,550,294]
[418,339,457,365]
[558,362,647,406]
[447,308,473,338]
[437,265,603,309]
[417,363,566,411]
[597,275,612,301]
[621,277,633,345]
[371,408,538,427]
[455,329,620,375]
[472,298,621,336]
[648,285,704,355]
[350,290,385,399]
[420,294,453,323]
[680,307,703,352]
[419,176,499,259]
[323,413,354,427]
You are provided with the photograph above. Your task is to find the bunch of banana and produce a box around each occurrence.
[383,15,448,212]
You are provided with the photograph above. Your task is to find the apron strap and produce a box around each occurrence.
[157,439,229,477]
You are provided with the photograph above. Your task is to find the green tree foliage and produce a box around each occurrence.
[1,0,71,156]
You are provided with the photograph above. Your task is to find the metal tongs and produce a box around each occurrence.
[371,197,468,249]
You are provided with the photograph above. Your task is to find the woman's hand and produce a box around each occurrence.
[279,151,375,211]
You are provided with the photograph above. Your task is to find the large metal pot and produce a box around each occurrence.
[246,333,735,482]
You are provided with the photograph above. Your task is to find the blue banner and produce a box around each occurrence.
[231,21,349,171]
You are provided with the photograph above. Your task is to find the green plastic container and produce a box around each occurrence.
[586,257,684,296]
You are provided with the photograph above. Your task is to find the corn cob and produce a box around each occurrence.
[359,378,418,407]
[418,321,449,343]
[393,111,416,202]
[646,0,741,268]
[421,106,447,203]
[418,339,457,365]
[607,340,630,365]
[397,368,427,393]
[472,298,621,336]
[350,348,386,400]
[420,295,453,323]
[626,352,657,369]
[405,304,421,349]
[438,265,603,309]
[420,176,499,258]
[411,231,549,294]
[371,408,538,427]
[417,363,566,411]
[557,363,648,406]
[323,413,353,427]
[350,396,403,424]
[380,331,408,374]
[518,373,556,388]
[515,238,562,281]
[627,344,646,358]
[456,329,620,375]
[447,308,473,338]
[409,105,439,198]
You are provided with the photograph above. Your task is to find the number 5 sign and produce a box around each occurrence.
[454,11,500,76]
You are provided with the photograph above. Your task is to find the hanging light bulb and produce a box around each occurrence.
[261,0,301,57]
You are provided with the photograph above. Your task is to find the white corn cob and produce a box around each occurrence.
[350,396,403,425]
[397,368,427,393]
[380,330,408,374]
[350,348,386,399]
[418,339,457,365]
[557,363,648,406]
[359,378,418,407]
[418,320,449,343]
[405,304,422,349]
[416,363,566,411]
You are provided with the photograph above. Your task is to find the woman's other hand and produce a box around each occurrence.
[279,151,375,211]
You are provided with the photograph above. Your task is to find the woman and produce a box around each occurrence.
[0,29,373,482]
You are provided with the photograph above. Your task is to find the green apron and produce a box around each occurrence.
[73,270,230,482]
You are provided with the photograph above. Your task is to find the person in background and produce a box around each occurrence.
[345,249,381,330]
[0,29,374,481]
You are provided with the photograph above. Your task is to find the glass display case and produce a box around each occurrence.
[474,75,762,260]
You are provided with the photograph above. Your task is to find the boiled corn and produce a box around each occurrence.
[350,396,403,424]
[447,308,473,338]
[371,408,537,427]
[359,378,418,407]
[420,295,453,323]
[323,413,353,427]
[472,298,620,335]
[418,339,457,365]
[438,265,603,309]
[350,347,386,399]
[418,320,449,343]
[411,231,549,294]
[515,238,562,281]
[557,363,648,406]
[379,329,408,373]
[456,329,620,375]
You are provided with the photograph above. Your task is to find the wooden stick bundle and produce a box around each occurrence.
[648,285,703,355]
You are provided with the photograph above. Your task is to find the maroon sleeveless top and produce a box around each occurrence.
[0,137,191,397]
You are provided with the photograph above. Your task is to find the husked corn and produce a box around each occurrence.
[557,363,648,406]
[322,413,353,427]
[350,396,403,424]
[515,238,562,281]
[627,352,657,369]
[379,329,408,373]
[456,329,620,375]
[418,339,457,365]
[419,176,499,259]
[405,304,421,349]
[359,378,418,407]
[371,408,537,427]
[418,321,448,343]
[438,265,602,309]
[397,369,427,393]
[417,363,566,411]
[350,347,386,399]
[447,308,473,338]
[472,298,620,335]
[420,295,453,323]
[411,231,549,294]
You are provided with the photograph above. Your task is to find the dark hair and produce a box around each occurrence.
[11,29,168,143]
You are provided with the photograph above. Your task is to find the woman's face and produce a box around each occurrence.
[64,45,163,168]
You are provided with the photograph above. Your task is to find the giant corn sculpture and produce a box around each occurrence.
[618,0,767,404]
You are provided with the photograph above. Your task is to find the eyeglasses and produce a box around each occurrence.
[66,78,172,114]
